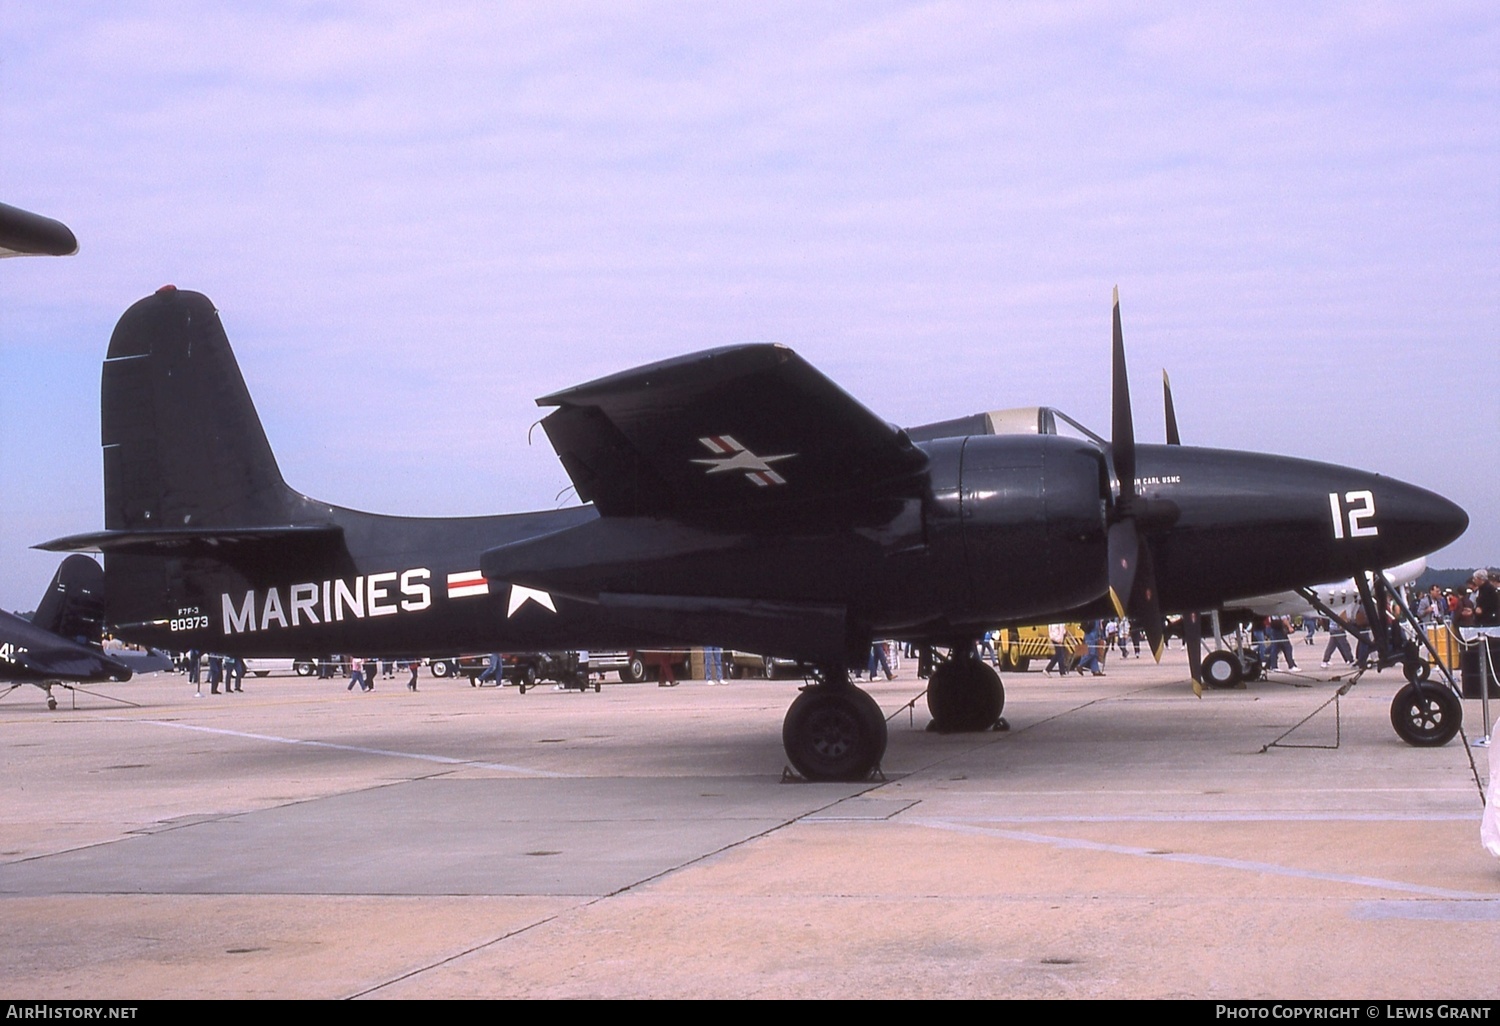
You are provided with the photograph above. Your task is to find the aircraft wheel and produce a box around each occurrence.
[926,658,1004,732]
[783,685,887,781]
[763,656,779,680]
[1240,652,1263,681]
[1402,657,1431,684]
[47,697,57,710]
[1201,651,1241,689]
[1390,683,1461,747]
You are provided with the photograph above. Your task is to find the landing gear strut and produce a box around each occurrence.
[1295,577,1464,748]
[782,672,887,781]
[926,647,1005,732]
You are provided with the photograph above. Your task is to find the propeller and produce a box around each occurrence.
[1105,288,1166,662]
[1163,369,1182,446]
[1163,368,1202,690]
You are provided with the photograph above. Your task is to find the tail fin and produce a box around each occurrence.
[32,555,107,646]
[102,287,301,530]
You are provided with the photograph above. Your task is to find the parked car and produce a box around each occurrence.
[590,648,692,683]
[727,651,805,679]
[292,655,350,677]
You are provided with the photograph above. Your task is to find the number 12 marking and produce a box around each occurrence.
[1329,489,1378,539]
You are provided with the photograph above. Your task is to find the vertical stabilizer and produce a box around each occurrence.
[32,555,107,646]
[102,288,298,529]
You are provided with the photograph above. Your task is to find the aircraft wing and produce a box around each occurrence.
[0,609,132,682]
[537,344,927,525]
[0,201,77,257]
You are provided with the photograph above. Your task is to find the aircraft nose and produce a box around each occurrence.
[1377,478,1468,560]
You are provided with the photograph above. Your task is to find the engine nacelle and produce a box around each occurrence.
[916,434,1109,626]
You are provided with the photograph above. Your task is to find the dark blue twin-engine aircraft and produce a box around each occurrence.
[2,556,133,709]
[40,286,1468,778]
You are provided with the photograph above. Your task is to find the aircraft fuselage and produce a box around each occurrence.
[99,434,1462,664]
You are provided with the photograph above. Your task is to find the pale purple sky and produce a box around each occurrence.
[2,2,1496,612]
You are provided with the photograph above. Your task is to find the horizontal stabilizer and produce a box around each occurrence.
[537,344,926,525]
[37,524,343,555]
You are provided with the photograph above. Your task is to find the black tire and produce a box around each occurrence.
[254,670,270,677]
[293,661,316,677]
[620,657,647,684]
[1402,657,1432,684]
[1390,683,1461,747]
[524,665,537,686]
[782,686,888,781]
[1013,657,1030,673]
[1202,651,1241,689]
[764,656,779,680]
[1241,652,1263,681]
[926,658,1004,732]
[431,660,454,678]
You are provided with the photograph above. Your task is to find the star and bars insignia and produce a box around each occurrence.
[690,435,795,487]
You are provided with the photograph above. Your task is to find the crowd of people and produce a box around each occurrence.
[1031,568,1500,680]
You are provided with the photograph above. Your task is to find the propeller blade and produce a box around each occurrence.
[1107,518,1139,620]
[1111,286,1136,502]
[1163,369,1181,446]
[1108,518,1166,662]
[1133,541,1165,662]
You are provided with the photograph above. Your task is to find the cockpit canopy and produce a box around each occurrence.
[905,406,1104,446]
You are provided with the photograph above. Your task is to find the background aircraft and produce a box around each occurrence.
[1230,557,1427,621]
[1187,557,1429,691]
[2,556,132,709]
[0,201,77,258]
[41,286,1467,778]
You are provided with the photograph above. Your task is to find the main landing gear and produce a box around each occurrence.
[4,681,60,709]
[926,647,1005,732]
[779,644,1006,780]
[781,671,888,782]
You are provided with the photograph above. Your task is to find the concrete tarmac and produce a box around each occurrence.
[1,650,1496,1000]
